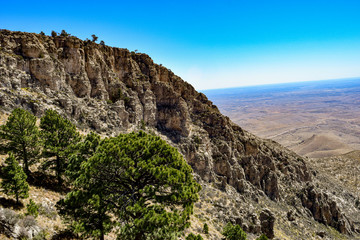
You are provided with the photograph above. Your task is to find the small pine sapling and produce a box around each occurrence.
[26,199,39,218]
[1,153,29,204]
[203,223,209,234]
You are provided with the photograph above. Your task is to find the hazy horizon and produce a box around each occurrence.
[200,76,360,91]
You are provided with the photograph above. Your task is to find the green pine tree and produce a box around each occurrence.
[1,153,29,204]
[186,233,204,240]
[0,108,41,176]
[26,199,39,218]
[222,223,247,240]
[40,109,80,185]
[66,132,101,182]
[203,223,209,234]
[58,131,201,240]
[57,186,113,240]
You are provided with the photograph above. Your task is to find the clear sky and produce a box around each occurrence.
[1,0,360,90]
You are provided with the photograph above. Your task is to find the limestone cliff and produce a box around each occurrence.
[0,30,359,239]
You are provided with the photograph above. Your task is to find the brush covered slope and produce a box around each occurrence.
[0,30,359,239]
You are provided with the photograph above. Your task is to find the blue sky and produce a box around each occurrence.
[1,0,360,90]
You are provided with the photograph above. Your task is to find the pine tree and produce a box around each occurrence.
[1,153,29,204]
[60,30,70,37]
[66,132,101,182]
[26,199,39,218]
[57,185,113,240]
[0,108,41,176]
[40,109,80,185]
[186,233,204,240]
[222,223,247,240]
[203,223,209,234]
[91,34,98,42]
[58,131,201,240]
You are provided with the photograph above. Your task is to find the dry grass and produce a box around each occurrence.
[308,150,360,192]
[0,180,65,238]
[0,152,66,239]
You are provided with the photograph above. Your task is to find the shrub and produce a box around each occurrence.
[33,230,49,240]
[38,203,57,220]
[256,234,269,240]
[21,215,37,228]
[203,223,209,234]
[26,199,39,218]
[51,31,57,37]
[222,223,247,240]
[17,226,30,239]
[0,208,19,236]
[186,233,203,240]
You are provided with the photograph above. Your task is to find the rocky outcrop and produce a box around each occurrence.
[259,209,275,239]
[0,208,41,239]
[0,30,358,238]
[299,184,354,234]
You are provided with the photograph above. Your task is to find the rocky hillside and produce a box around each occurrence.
[0,29,359,239]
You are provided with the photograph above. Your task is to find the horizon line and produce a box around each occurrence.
[199,76,360,92]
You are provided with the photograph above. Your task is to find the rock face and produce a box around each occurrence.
[299,184,353,234]
[259,209,275,239]
[0,30,359,239]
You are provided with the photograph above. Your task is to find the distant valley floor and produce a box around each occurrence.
[203,78,360,158]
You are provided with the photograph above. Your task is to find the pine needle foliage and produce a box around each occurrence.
[40,109,80,185]
[58,131,201,240]
[26,199,39,218]
[57,188,113,240]
[0,108,41,175]
[1,153,29,204]
[203,223,209,234]
[223,223,247,240]
[186,233,203,240]
[66,131,101,182]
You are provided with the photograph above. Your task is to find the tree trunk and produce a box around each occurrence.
[15,190,19,204]
[56,155,62,186]
[23,144,29,176]
[99,195,105,240]
[135,233,143,240]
